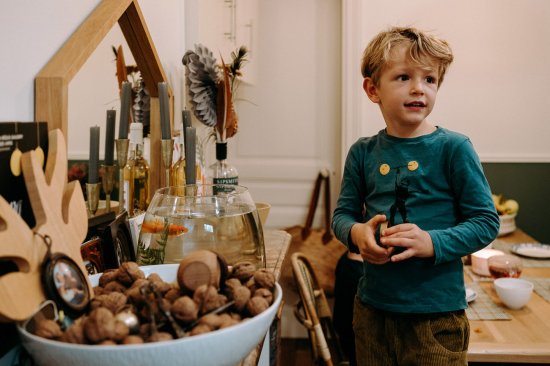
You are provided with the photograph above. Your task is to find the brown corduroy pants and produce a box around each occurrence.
[353,297,469,366]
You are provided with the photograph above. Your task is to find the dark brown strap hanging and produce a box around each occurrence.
[301,169,333,244]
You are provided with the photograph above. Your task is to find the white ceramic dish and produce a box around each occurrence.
[18,264,282,366]
[465,287,477,303]
[511,243,550,259]
[493,277,533,310]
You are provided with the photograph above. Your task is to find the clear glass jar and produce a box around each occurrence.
[136,184,265,268]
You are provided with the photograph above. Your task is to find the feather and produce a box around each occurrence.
[115,45,128,93]
[216,57,238,140]
[182,44,219,127]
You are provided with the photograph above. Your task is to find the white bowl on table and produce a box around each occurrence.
[493,277,533,310]
[18,264,282,366]
[498,213,517,236]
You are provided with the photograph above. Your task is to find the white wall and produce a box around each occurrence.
[343,0,550,163]
[0,0,186,160]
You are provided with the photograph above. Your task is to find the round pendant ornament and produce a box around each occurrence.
[38,234,91,317]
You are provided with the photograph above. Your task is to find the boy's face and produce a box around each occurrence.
[363,44,440,136]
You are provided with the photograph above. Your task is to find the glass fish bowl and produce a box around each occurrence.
[136,184,266,269]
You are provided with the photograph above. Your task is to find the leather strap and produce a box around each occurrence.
[301,169,333,244]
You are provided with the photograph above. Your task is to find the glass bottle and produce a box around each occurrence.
[123,122,150,217]
[170,131,186,187]
[207,142,238,189]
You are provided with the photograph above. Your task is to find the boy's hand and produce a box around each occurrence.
[351,214,393,264]
[379,223,434,262]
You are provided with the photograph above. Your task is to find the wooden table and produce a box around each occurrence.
[467,229,550,364]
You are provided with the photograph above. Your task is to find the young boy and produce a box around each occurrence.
[331,26,500,365]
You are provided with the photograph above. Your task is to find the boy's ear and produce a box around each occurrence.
[363,78,380,103]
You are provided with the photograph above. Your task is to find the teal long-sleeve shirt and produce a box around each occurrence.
[332,127,500,313]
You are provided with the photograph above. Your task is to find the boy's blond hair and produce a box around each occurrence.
[361,26,454,87]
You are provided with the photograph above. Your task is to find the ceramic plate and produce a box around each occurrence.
[466,287,477,303]
[511,243,550,259]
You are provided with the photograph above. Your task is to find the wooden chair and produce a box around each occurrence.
[291,252,348,366]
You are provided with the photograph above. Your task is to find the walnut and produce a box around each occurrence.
[93,286,105,296]
[198,313,223,329]
[98,339,117,346]
[103,280,127,293]
[117,262,145,286]
[189,323,212,336]
[122,335,144,344]
[34,319,62,340]
[232,285,251,312]
[148,331,173,343]
[90,292,128,313]
[171,296,198,323]
[60,317,86,344]
[164,287,182,303]
[150,280,173,295]
[112,320,130,342]
[231,261,256,282]
[253,269,275,290]
[246,296,269,317]
[219,316,240,329]
[193,284,227,314]
[125,282,148,304]
[84,307,116,344]
[147,273,163,283]
[224,278,243,296]
[98,269,118,287]
[253,288,273,305]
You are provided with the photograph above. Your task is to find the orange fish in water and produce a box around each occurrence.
[141,220,188,236]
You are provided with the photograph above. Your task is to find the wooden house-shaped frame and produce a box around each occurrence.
[34,0,172,192]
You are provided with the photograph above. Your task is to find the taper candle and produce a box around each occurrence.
[185,126,196,184]
[182,109,192,145]
[159,82,171,140]
[89,126,100,184]
[119,81,131,139]
[104,110,116,165]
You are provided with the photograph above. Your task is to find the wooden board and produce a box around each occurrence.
[0,129,90,322]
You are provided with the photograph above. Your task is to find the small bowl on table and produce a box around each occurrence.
[493,278,534,310]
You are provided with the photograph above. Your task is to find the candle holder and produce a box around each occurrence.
[116,139,129,213]
[86,183,100,217]
[101,164,116,212]
[161,139,173,188]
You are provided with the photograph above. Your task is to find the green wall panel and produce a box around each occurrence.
[482,163,550,243]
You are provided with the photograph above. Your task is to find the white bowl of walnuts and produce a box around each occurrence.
[17,253,282,366]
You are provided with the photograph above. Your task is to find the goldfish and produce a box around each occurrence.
[140,220,188,236]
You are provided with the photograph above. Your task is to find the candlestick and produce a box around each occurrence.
[116,138,129,213]
[159,82,171,140]
[86,182,100,217]
[89,126,100,184]
[161,139,173,188]
[185,127,196,185]
[119,81,131,139]
[101,164,115,212]
[105,110,116,165]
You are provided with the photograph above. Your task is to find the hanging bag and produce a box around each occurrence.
[280,169,347,297]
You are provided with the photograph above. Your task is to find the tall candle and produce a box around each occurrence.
[182,109,192,145]
[185,126,196,184]
[118,81,131,139]
[104,110,116,165]
[89,126,100,184]
[159,82,171,140]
